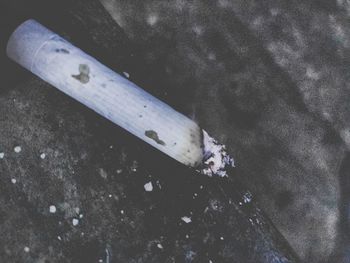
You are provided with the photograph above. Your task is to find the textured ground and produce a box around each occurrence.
[1,0,350,262]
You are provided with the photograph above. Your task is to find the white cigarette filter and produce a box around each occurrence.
[7,20,234,176]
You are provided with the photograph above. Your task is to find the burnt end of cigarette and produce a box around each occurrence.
[196,130,235,177]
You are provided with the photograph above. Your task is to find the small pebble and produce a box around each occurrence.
[79,214,83,219]
[181,216,192,224]
[220,236,224,240]
[120,210,125,215]
[11,178,16,184]
[123,72,130,78]
[157,243,163,249]
[57,236,62,241]
[144,182,153,192]
[40,153,46,159]
[0,152,4,159]
[49,205,57,214]
[24,247,30,253]
[14,146,21,153]
[72,218,79,226]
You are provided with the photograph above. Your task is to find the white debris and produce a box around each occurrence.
[243,192,253,204]
[131,161,138,172]
[157,243,163,249]
[0,152,4,159]
[116,169,123,174]
[57,236,62,241]
[147,14,158,26]
[200,130,234,177]
[24,247,30,253]
[123,72,130,78]
[144,182,153,192]
[79,214,84,219]
[11,178,17,184]
[49,205,57,213]
[14,146,22,153]
[72,218,79,226]
[40,153,46,159]
[99,260,103,263]
[181,216,192,224]
[220,236,224,240]
[120,210,125,215]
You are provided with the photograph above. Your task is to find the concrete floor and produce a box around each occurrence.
[1,0,350,262]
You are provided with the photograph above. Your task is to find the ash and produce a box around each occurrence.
[199,130,235,177]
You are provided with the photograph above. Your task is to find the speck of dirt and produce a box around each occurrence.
[145,130,166,146]
[72,64,90,84]
[55,48,70,54]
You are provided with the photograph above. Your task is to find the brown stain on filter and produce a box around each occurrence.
[72,64,90,84]
[145,130,166,146]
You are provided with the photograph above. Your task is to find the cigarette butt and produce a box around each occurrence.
[6,19,234,176]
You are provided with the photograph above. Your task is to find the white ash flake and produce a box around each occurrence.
[24,247,30,253]
[40,153,46,159]
[157,243,163,249]
[200,130,234,177]
[72,218,79,226]
[120,210,125,215]
[181,216,192,224]
[130,161,138,172]
[11,178,17,184]
[57,236,62,241]
[14,146,22,153]
[49,205,57,213]
[243,192,253,204]
[220,236,224,240]
[144,182,153,192]
[0,152,4,159]
[147,14,158,26]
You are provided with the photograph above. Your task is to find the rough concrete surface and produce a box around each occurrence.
[1,0,349,262]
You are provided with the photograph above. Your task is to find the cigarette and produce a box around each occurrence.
[6,20,234,176]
